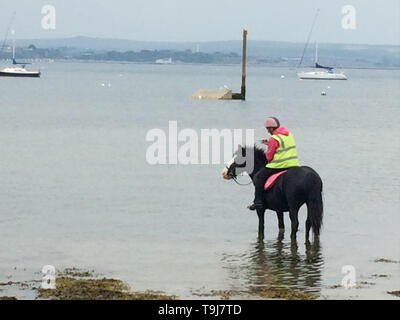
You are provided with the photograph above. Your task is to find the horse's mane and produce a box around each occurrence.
[238,144,267,173]
[253,144,266,156]
[253,144,268,167]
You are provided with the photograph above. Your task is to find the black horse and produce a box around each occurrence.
[222,145,323,241]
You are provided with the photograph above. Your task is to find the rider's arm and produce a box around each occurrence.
[265,137,279,162]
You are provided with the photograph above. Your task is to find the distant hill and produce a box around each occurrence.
[5,36,400,68]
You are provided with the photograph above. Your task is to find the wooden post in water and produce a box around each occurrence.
[241,28,248,98]
[233,28,247,100]
[191,28,248,100]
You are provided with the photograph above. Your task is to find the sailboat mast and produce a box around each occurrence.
[0,11,16,54]
[12,30,15,60]
[298,8,320,68]
[315,42,318,64]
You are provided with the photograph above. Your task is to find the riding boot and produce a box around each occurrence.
[248,188,265,211]
[247,201,256,211]
[247,198,265,211]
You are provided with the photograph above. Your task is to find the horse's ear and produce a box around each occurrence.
[237,144,246,157]
[236,144,243,153]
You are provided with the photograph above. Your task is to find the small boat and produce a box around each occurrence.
[0,66,40,78]
[155,58,172,64]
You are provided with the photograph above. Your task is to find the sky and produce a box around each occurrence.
[1,0,399,45]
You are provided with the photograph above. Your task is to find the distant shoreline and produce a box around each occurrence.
[1,36,399,69]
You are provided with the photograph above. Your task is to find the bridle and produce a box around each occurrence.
[225,164,253,186]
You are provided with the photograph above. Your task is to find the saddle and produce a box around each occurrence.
[264,170,287,190]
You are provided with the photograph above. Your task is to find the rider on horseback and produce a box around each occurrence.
[248,117,300,211]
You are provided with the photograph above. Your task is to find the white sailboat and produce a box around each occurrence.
[0,16,41,78]
[297,9,347,80]
[298,69,347,80]
[297,43,347,80]
[0,65,41,78]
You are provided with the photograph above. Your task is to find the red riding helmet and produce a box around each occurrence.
[264,117,280,128]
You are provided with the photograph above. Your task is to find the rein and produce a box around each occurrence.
[225,165,253,186]
[232,175,253,186]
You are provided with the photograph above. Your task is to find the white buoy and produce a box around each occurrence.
[321,91,326,96]
[281,75,285,79]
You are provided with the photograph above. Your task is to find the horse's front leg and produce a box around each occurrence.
[289,207,299,240]
[257,209,266,240]
[276,211,284,231]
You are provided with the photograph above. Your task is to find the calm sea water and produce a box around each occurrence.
[0,62,399,299]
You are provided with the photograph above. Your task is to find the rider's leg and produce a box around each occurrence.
[248,167,287,211]
[253,185,265,210]
[248,168,271,211]
[247,168,262,210]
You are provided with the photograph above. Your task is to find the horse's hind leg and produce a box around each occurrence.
[289,207,299,239]
[305,218,311,243]
[276,211,284,231]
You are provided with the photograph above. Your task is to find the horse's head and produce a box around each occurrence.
[222,144,266,180]
[221,145,246,180]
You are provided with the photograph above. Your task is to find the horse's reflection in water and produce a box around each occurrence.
[222,233,323,296]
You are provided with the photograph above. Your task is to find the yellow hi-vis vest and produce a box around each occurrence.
[266,132,299,169]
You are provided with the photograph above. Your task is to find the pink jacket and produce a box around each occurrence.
[265,126,290,162]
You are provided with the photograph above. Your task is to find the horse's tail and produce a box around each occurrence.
[306,173,324,236]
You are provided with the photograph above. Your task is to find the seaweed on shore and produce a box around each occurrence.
[192,289,241,300]
[387,291,400,297]
[192,286,318,300]
[373,258,399,264]
[37,269,176,300]
[256,287,318,300]
[57,267,96,278]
